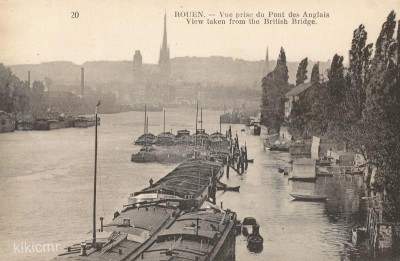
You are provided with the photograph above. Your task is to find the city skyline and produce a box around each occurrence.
[1,0,399,65]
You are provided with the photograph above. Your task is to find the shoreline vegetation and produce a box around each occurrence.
[260,11,400,221]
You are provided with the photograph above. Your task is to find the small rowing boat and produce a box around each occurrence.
[289,193,327,201]
[216,185,240,192]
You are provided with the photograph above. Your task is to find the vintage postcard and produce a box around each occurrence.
[1,0,400,260]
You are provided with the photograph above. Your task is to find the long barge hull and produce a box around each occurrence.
[129,159,224,210]
[134,207,237,261]
[55,159,232,261]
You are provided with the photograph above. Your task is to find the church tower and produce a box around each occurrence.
[158,12,171,78]
[133,50,143,84]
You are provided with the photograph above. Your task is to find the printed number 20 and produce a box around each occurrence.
[71,12,79,18]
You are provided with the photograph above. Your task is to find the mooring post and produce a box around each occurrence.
[237,156,241,174]
[226,156,230,178]
[196,218,199,235]
[244,143,248,170]
[240,156,244,174]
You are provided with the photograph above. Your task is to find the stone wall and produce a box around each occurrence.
[367,208,400,257]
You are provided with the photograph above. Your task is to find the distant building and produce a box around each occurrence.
[133,50,143,84]
[284,82,312,118]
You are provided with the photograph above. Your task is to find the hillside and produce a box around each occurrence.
[8,57,331,91]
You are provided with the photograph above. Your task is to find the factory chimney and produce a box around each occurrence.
[81,67,85,97]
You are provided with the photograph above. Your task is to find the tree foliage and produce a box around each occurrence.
[0,64,29,114]
[296,58,308,86]
[260,47,290,133]
[310,63,320,85]
[359,11,400,220]
[285,11,400,219]
[348,25,373,121]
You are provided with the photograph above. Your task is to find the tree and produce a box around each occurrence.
[288,90,310,139]
[260,47,290,133]
[274,47,289,87]
[296,58,308,86]
[348,24,373,121]
[310,63,320,85]
[0,64,29,115]
[360,11,400,220]
[327,54,346,105]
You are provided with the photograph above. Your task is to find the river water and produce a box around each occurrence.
[0,109,372,260]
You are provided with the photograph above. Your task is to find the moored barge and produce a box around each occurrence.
[56,159,227,260]
[74,116,100,128]
[128,159,224,209]
[135,206,237,261]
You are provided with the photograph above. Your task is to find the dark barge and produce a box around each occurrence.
[128,159,224,209]
[136,207,237,261]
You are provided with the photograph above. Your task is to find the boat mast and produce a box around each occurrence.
[195,101,198,151]
[163,110,165,137]
[219,115,222,150]
[93,100,100,247]
[200,107,203,131]
[145,116,149,148]
[200,107,203,147]
[144,104,147,134]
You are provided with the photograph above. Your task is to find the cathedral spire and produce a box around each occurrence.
[265,46,270,74]
[162,11,168,50]
[158,11,170,77]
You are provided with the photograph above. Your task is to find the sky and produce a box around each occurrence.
[0,0,399,65]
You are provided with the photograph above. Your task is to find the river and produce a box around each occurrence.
[0,109,372,260]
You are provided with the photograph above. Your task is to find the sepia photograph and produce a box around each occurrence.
[1,0,400,260]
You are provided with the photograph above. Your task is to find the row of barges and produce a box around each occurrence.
[55,159,238,261]
[134,129,228,147]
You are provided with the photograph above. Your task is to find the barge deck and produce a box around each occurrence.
[56,159,226,261]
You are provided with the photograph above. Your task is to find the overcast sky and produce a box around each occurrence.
[1,0,399,65]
